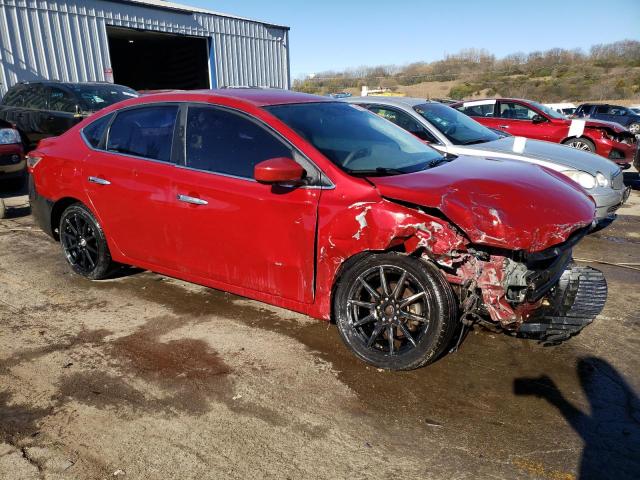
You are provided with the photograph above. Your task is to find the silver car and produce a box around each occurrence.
[346,97,630,225]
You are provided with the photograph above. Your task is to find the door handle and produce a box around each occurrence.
[88,176,111,185]
[499,125,510,129]
[177,194,208,205]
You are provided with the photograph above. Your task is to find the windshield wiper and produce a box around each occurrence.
[461,139,488,145]
[345,167,408,176]
[426,156,453,168]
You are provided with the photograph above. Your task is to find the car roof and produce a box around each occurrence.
[347,96,436,108]
[16,81,133,89]
[140,88,333,107]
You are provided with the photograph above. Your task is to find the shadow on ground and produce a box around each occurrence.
[514,356,640,480]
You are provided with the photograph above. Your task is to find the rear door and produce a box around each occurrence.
[172,103,321,303]
[455,101,501,130]
[83,104,180,269]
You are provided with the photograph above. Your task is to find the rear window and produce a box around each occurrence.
[2,87,24,107]
[107,106,178,162]
[82,113,113,148]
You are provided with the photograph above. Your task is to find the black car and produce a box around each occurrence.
[574,103,640,135]
[0,81,138,149]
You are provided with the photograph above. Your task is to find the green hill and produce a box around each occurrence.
[294,40,640,102]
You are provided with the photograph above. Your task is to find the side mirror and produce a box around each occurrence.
[254,157,305,184]
[532,114,546,124]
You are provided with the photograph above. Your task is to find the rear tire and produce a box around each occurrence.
[59,203,113,280]
[333,253,458,370]
[563,137,596,153]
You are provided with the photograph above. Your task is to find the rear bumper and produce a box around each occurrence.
[518,265,607,345]
[28,174,55,238]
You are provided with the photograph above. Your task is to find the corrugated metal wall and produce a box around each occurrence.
[0,0,290,95]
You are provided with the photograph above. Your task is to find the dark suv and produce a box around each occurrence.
[0,81,138,149]
[574,103,640,135]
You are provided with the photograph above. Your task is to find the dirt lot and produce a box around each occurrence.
[1,174,639,480]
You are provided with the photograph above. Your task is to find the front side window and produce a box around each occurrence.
[48,87,77,113]
[83,113,113,148]
[71,84,138,112]
[185,105,293,178]
[414,103,500,145]
[497,101,538,120]
[366,106,439,143]
[107,105,178,162]
[266,102,445,176]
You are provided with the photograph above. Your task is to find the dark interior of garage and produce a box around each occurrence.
[107,26,210,91]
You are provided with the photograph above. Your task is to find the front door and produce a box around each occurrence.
[495,101,550,140]
[172,104,320,304]
[83,104,180,268]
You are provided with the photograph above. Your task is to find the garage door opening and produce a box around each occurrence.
[107,26,211,91]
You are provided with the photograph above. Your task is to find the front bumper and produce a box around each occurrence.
[518,265,607,345]
[592,186,630,222]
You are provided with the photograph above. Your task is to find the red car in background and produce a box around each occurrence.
[28,90,606,370]
[452,98,638,169]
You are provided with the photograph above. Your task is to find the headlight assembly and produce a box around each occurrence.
[0,128,21,145]
[564,170,596,189]
[595,171,609,188]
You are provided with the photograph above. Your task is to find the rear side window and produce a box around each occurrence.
[2,87,24,107]
[23,85,47,109]
[83,113,113,148]
[107,105,178,162]
[457,104,494,117]
[185,105,292,178]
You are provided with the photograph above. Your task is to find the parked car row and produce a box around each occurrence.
[449,98,638,168]
[26,89,609,370]
[346,96,630,225]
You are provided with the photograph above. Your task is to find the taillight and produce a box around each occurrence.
[26,153,43,169]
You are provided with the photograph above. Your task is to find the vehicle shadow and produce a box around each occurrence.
[513,357,640,480]
[623,171,639,190]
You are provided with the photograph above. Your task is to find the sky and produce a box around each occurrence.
[183,0,640,79]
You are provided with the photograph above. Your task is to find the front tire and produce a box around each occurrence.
[628,122,640,135]
[59,203,113,280]
[563,137,596,153]
[333,253,458,370]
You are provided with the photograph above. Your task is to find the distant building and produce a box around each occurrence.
[0,0,291,95]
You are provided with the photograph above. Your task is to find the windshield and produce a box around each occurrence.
[527,100,566,119]
[71,85,139,112]
[265,102,446,175]
[414,103,500,145]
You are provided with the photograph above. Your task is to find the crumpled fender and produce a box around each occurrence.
[314,198,468,319]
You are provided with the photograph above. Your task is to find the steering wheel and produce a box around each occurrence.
[343,147,371,168]
[442,122,457,136]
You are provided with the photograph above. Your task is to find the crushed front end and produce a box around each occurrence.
[443,227,607,344]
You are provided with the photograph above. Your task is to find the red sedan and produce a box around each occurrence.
[28,90,606,370]
[451,98,638,168]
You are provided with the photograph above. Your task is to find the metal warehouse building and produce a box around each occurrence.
[0,0,291,95]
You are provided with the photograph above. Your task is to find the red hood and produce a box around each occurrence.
[368,156,595,252]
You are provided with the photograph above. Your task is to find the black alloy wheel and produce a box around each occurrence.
[59,203,113,279]
[334,253,458,370]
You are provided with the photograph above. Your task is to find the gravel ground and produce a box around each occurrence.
[1,173,639,480]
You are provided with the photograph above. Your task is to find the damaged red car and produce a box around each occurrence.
[28,90,607,370]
